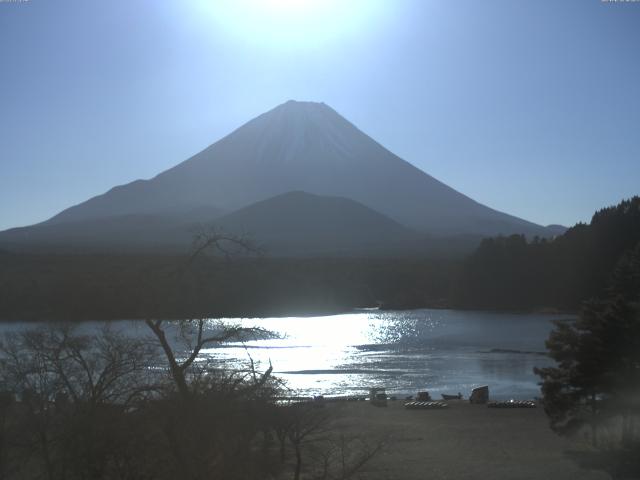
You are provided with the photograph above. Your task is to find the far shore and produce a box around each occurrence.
[0,304,579,323]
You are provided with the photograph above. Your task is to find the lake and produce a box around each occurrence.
[0,309,569,400]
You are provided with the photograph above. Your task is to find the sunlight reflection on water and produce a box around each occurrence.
[198,309,570,399]
[0,309,571,400]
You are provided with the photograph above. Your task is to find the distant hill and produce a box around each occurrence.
[214,191,424,256]
[0,191,486,257]
[1,100,559,254]
[544,224,568,236]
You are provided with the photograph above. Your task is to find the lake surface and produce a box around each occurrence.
[0,309,570,400]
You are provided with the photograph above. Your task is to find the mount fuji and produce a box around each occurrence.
[0,100,559,255]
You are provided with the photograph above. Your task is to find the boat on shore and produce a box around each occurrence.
[441,393,463,400]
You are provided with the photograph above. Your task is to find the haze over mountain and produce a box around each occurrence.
[0,206,225,253]
[0,100,561,255]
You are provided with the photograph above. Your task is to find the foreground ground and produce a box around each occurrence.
[322,400,611,480]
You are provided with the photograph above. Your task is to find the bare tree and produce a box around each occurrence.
[188,225,262,264]
[145,229,272,400]
[287,404,332,480]
[0,229,383,480]
[144,318,272,400]
[0,324,158,480]
[273,402,384,480]
[312,434,383,480]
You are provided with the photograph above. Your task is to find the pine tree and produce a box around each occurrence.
[535,243,640,444]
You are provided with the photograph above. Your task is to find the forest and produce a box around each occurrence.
[1,197,638,321]
[453,196,640,311]
[0,253,456,321]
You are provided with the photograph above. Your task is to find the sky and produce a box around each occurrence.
[0,0,639,231]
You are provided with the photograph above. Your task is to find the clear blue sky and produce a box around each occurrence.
[1,0,639,231]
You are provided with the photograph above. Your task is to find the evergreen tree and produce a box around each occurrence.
[535,243,640,443]
[454,196,640,311]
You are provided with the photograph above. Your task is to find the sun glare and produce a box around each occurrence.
[194,0,386,50]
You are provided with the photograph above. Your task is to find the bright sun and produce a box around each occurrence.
[194,0,386,49]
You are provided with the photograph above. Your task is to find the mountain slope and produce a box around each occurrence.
[42,100,551,237]
[0,192,431,256]
[0,206,225,253]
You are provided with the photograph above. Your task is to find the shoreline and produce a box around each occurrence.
[0,305,579,323]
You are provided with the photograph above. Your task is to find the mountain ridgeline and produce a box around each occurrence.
[0,100,560,256]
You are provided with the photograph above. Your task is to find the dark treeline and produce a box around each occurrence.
[2,197,638,321]
[0,253,457,321]
[453,197,640,311]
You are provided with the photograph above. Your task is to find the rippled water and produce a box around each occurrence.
[0,309,571,400]
[203,309,567,400]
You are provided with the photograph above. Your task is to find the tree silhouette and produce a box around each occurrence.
[455,196,640,311]
[535,243,640,445]
[145,228,272,400]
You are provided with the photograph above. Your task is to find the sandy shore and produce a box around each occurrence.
[321,400,611,480]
